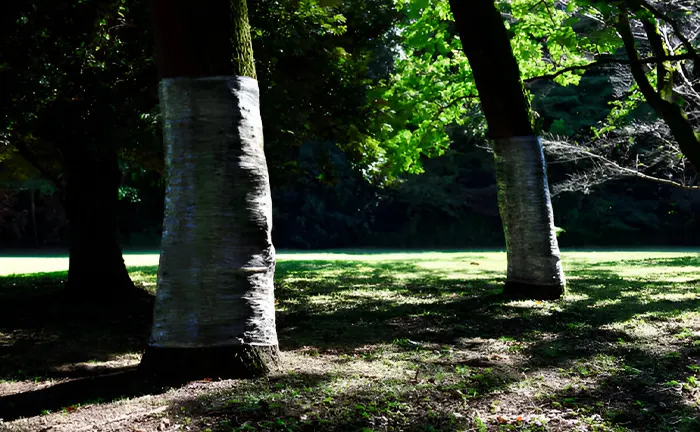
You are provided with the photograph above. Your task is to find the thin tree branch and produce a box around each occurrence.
[617,8,700,168]
[544,139,700,191]
[524,53,694,83]
[640,17,674,100]
[616,11,666,112]
[430,94,478,124]
[632,0,700,64]
[418,93,479,148]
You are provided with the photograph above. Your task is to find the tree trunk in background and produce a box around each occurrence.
[139,0,279,382]
[448,0,565,299]
[30,188,38,246]
[64,146,136,298]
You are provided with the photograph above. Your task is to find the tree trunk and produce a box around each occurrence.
[30,188,38,246]
[494,137,564,298]
[448,0,565,299]
[139,0,279,383]
[64,147,136,298]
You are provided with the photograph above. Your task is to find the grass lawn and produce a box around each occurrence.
[0,250,699,431]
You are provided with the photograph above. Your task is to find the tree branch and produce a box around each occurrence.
[543,138,700,191]
[631,0,700,64]
[524,53,694,83]
[430,94,478,124]
[418,93,479,148]
[616,9,700,169]
[640,17,674,99]
[616,11,667,112]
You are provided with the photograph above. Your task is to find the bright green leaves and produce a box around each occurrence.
[369,0,660,176]
[294,0,348,36]
[506,0,621,86]
[396,0,458,58]
[373,0,592,176]
[595,85,646,137]
[370,0,476,177]
[320,13,347,35]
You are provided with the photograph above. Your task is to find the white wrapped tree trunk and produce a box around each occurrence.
[494,136,565,298]
[140,76,279,381]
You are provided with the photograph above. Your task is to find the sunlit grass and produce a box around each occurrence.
[0,253,160,276]
[1,249,698,275]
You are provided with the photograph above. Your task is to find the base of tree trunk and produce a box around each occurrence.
[502,281,565,300]
[139,344,280,385]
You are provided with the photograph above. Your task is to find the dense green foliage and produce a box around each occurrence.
[1,0,699,249]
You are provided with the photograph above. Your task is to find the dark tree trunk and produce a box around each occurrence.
[64,146,135,298]
[149,0,256,79]
[448,0,565,299]
[30,188,38,246]
[448,0,533,139]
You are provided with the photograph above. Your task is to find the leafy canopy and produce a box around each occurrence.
[366,0,700,177]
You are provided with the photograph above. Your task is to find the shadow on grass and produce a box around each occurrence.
[1,254,699,430]
[167,372,482,432]
[0,369,161,420]
[0,272,153,383]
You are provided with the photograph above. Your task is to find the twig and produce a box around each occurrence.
[525,53,695,83]
[544,139,700,190]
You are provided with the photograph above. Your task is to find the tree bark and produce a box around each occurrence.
[448,0,565,299]
[64,146,136,298]
[140,0,279,383]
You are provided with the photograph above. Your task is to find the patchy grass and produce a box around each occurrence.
[0,250,699,431]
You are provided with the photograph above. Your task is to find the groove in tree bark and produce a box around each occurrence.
[448,0,565,299]
[140,0,279,382]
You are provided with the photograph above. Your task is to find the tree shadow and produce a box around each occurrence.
[1,253,699,430]
[271,256,700,430]
[533,346,700,431]
[160,369,492,432]
[0,272,153,382]
[0,369,169,421]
